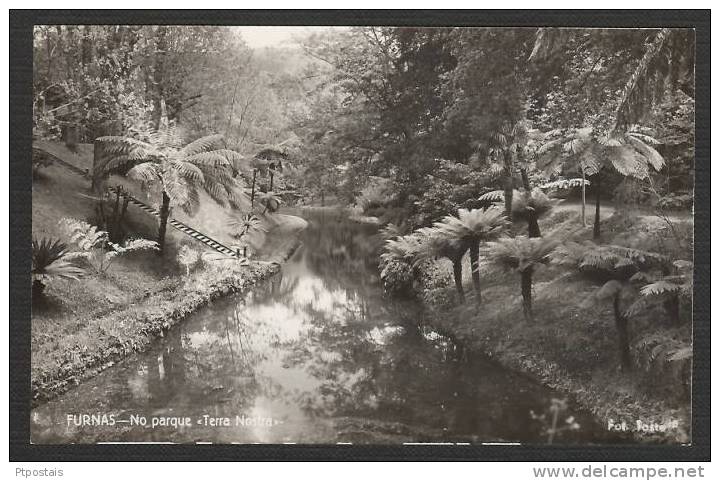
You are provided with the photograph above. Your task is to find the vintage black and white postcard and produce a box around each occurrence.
[9,10,709,463]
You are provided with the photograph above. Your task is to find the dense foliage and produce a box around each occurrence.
[33,25,695,380]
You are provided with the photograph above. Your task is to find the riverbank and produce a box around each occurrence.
[31,214,307,407]
[430,292,690,443]
[364,208,692,444]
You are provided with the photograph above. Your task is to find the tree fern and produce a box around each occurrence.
[380,234,424,266]
[552,240,673,371]
[96,120,246,252]
[179,134,226,156]
[433,207,508,303]
[487,235,560,321]
[412,227,467,302]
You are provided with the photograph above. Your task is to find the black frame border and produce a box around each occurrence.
[10,9,710,462]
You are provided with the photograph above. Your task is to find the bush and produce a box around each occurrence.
[379,260,414,296]
[656,192,693,211]
[356,177,395,213]
[58,217,159,274]
[31,237,87,300]
[633,330,692,402]
[177,245,206,276]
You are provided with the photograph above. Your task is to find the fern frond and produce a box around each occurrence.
[184,151,232,167]
[174,161,205,183]
[667,346,692,362]
[478,190,507,202]
[539,178,590,191]
[117,238,160,253]
[127,162,162,185]
[96,136,155,156]
[42,259,88,280]
[487,236,560,272]
[625,135,665,171]
[203,181,230,206]
[58,218,108,250]
[179,134,226,156]
[613,28,671,131]
[162,170,191,208]
[640,280,681,297]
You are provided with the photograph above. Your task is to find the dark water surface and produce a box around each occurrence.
[31,209,621,444]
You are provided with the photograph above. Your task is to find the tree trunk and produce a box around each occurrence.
[269,170,274,191]
[452,257,465,303]
[520,168,531,190]
[521,267,533,322]
[96,199,107,232]
[112,187,122,241]
[152,26,168,129]
[81,25,92,66]
[55,26,65,79]
[528,212,541,238]
[581,168,587,227]
[504,179,514,218]
[157,191,171,255]
[613,295,632,371]
[664,294,681,324]
[593,187,602,240]
[250,169,257,208]
[468,240,481,303]
[120,197,129,222]
[503,150,515,216]
[32,279,46,301]
[44,27,53,79]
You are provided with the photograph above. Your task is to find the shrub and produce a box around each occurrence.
[58,217,159,274]
[356,178,395,213]
[633,330,691,401]
[380,260,415,296]
[177,245,206,276]
[31,237,87,300]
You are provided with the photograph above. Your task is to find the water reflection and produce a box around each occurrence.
[31,210,621,444]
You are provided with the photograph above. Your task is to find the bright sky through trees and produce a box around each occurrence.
[235,26,345,48]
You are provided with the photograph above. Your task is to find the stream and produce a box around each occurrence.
[31,209,623,444]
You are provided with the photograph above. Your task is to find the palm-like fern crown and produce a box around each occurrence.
[511,188,555,220]
[536,126,665,180]
[32,238,69,273]
[411,226,465,265]
[487,120,529,155]
[551,241,667,280]
[637,259,693,299]
[96,121,249,214]
[379,223,404,241]
[227,213,266,239]
[380,233,424,265]
[257,192,282,213]
[434,207,509,245]
[31,237,86,279]
[487,236,560,272]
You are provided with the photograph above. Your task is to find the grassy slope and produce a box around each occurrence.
[418,205,693,443]
[31,142,307,404]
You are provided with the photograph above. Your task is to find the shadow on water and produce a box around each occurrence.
[31,209,627,444]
